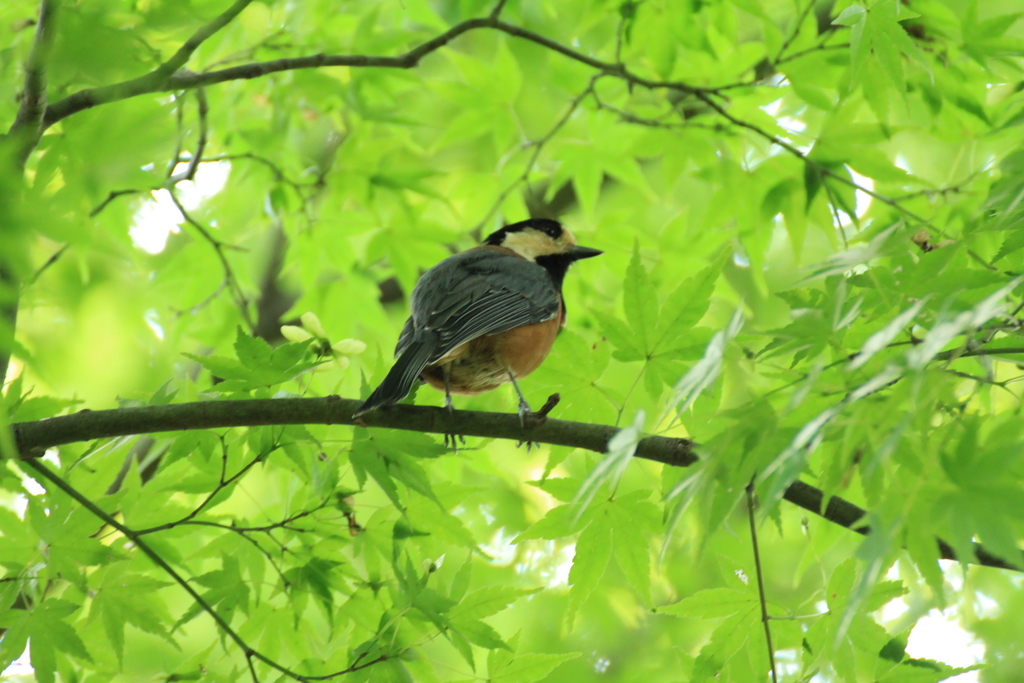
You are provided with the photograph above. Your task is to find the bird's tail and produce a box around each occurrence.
[352,341,434,418]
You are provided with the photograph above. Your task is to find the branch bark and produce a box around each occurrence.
[157,0,254,78]
[42,16,705,128]
[8,0,60,164]
[0,263,18,389]
[10,397,1019,571]
[1,0,60,387]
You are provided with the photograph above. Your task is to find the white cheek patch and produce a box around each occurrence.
[502,228,577,260]
[502,232,544,260]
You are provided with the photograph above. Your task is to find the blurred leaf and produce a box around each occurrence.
[661,588,756,619]
[623,243,658,355]
[488,651,581,683]
[663,310,743,418]
[6,0,1024,680]
[573,411,644,519]
[450,586,541,622]
[848,298,928,371]
[565,510,613,630]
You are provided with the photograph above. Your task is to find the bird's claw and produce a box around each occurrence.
[514,393,559,452]
[514,400,546,452]
[515,413,548,452]
[515,436,539,452]
[443,395,466,452]
[444,432,467,453]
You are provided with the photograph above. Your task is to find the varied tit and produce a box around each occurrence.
[353,218,601,437]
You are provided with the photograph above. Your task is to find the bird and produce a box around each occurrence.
[352,218,601,439]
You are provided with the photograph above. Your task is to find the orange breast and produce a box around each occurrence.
[420,304,562,396]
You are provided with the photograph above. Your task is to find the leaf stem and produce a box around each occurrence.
[747,481,778,683]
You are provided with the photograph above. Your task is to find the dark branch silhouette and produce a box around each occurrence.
[11,396,1020,571]
[8,0,60,163]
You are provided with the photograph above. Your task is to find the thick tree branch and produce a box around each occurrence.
[42,15,709,128]
[42,17,480,126]
[7,0,60,164]
[10,397,1019,571]
[11,397,697,466]
[41,0,253,128]
[1,0,60,388]
[0,264,18,390]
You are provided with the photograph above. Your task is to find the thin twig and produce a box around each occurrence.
[203,153,314,191]
[91,148,315,220]
[156,0,255,78]
[777,41,849,65]
[473,75,601,237]
[206,28,289,69]
[774,0,817,63]
[490,0,510,19]
[935,346,1024,360]
[688,88,999,270]
[166,519,292,583]
[90,189,144,217]
[593,94,722,131]
[27,244,68,285]
[20,457,317,683]
[168,188,254,329]
[821,172,851,248]
[135,481,325,537]
[136,449,269,536]
[42,9,970,279]
[166,93,186,178]
[747,481,778,683]
[302,655,393,680]
[169,88,210,183]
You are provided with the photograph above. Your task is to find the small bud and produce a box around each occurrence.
[300,312,328,339]
[332,338,367,355]
[280,325,312,343]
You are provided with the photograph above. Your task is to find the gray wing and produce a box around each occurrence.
[395,317,416,357]
[400,248,559,362]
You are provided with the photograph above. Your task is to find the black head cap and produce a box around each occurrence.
[484,218,563,246]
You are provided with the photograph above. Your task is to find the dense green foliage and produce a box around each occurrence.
[2,0,1024,681]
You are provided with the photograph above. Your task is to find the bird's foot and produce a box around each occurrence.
[443,398,466,453]
[515,393,560,452]
[444,431,467,452]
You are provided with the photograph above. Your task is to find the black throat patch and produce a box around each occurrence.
[534,252,575,290]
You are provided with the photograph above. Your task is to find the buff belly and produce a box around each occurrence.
[420,316,561,395]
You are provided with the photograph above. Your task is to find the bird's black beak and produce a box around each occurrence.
[568,246,603,261]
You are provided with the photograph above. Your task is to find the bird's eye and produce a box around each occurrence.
[537,220,561,238]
